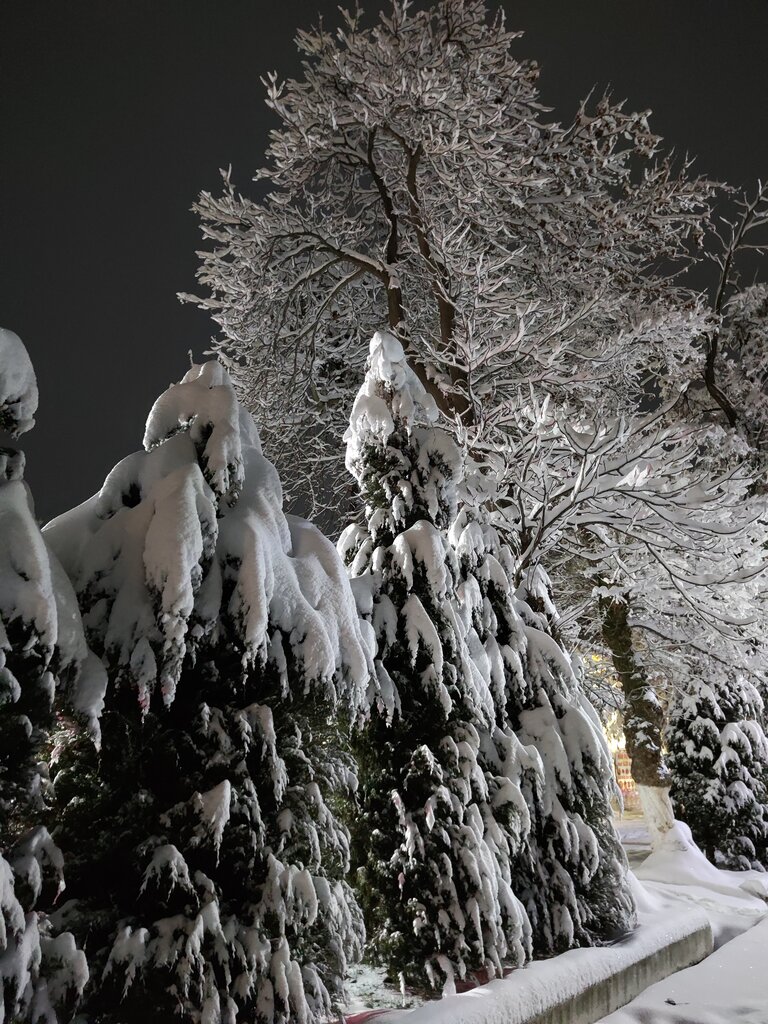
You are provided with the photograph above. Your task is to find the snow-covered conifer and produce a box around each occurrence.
[339,332,532,993]
[44,360,372,1024]
[667,662,768,870]
[513,568,635,953]
[450,493,634,955]
[0,328,89,1022]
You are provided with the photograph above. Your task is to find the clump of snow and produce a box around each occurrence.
[37,929,89,1016]
[196,780,232,852]
[140,845,194,899]
[45,546,88,675]
[0,448,25,481]
[344,331,438,475]
[10,827,65,904]
[144,359,244,505]
[45,361,373,714]
[0,328,38,437]
[0,480,58,655]
[67,650,109,747]
[637,819,742,891]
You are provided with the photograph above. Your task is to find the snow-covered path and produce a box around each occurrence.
[606,817,768,1022]
[596,914,768,1024]
[613,814,651,870]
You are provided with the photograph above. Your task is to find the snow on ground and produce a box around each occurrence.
[341,816,768,1024]
[596,914,768,1024]
[615,813,767,948]
[635,820,767,949]
[346,964,425,1015]
[613,813,651,870]
[349,909,710,1024]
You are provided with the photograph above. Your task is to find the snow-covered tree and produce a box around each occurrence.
[692,180,768,457]
[188,0,714,524]
[448,498,633,953]
[44,360,373,1024]
[339,331,533,992]
[189,0,768,837]
[514,392,768,843]
[187,0,754,837]
[667,659,768,870]
[0,328,90,1023]
[340,333,634,983]
[640,181,768,865]
[512,567,635,954]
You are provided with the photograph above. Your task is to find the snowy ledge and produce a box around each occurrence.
[370,909,712,1024]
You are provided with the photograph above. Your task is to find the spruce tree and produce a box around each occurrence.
[44,360,372,1023]
[339,332,532,993]
[451,503,635,955]
[0,328,89,1022]
[513,568,636,953]
[668,663,768,870]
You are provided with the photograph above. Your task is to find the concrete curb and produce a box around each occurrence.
[369,909,713,1024]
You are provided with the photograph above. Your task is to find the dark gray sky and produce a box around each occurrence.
[3,0,768,521]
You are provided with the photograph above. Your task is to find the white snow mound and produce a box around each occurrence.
[0,328,39,437]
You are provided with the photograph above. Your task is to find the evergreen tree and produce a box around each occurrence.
[668,662,768,870]
[513,568,635,953]
[450,495,634,955]
[339,332,532,993]
[0,328,90,1022]
[44,360,372,1024]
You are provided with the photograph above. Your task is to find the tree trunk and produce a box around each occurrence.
[600,592,676,843]
[635,785,678,848]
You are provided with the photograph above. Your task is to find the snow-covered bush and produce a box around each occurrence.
[44,360,373,1023]
[0,328,89,1023]
[668,663,768,870]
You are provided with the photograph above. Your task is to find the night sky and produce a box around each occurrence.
[3,0,768,522]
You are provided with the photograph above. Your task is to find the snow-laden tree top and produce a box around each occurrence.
[0,331,95,696]
[0,328,38,438]
[45,360,373,712]
[143,358,245,505]
[345,329,437,467]
[345,330,463,542]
